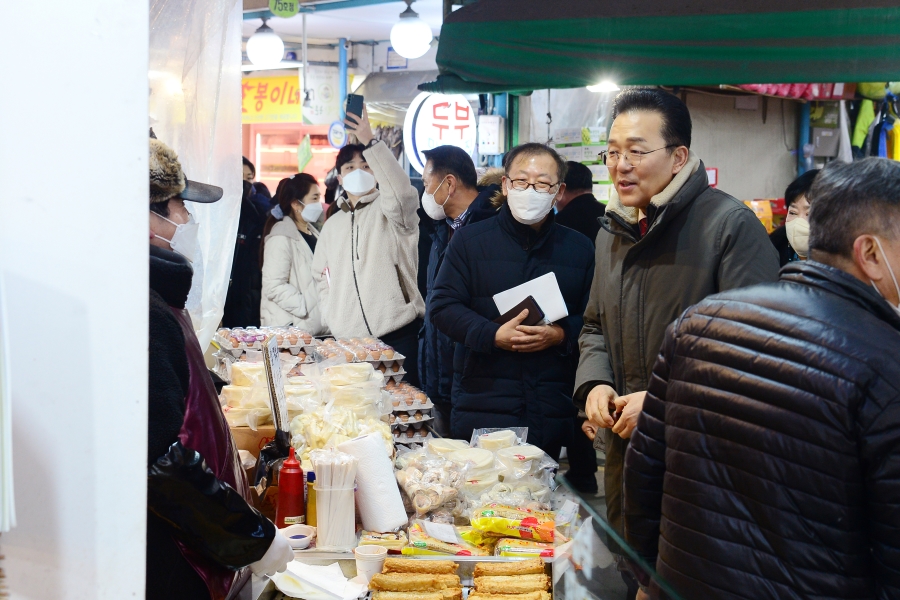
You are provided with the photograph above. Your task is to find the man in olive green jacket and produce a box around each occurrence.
[575,90,778,594]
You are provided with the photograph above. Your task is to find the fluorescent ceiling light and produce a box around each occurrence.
[587,81,620,93]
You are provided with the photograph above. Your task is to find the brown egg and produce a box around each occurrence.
[392,399,400,408]
[400,414,409,423]
[355,349,367,360]
[343,351,354,362]
[287,334,299,345]
[370,350,382,360]
[414,392,427,402]
[386,380,396,389]
[406,429,415,438]
[404,397,414,407]
[414,411,423,421]
[383,349,395,359]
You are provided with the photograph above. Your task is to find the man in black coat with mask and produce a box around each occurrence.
[431,144,594,458]
[624,158,900,599]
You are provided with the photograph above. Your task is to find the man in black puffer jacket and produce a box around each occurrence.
[623,158,900,600]
[431,144,594,458]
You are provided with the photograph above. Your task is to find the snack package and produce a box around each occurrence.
[470,504,555,543]
[493,537,554,558]
[359,530,409,551]
[403,521,490,556]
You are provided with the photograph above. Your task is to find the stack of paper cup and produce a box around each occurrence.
[354,545,387,582]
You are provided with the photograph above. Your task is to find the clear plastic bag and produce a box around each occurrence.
[470,427,528,449]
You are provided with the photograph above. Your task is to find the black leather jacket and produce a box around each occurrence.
[624,261,900,600]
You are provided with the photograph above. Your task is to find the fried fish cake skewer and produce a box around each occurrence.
[473,558,545,577]
[383,558,459,575]
[369,573,461,592]
[371,593,444,600]
[468,592,550,600]
[473,574,551,594]
[372,591,462,600]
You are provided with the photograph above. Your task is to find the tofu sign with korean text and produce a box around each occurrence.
[403,92,477,173]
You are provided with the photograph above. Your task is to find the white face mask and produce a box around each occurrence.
[786,217,810,258]
[341,168,377,196]
[300,201,324,223]
[506,184,557,225]
[870,236,900,317]
[422,176,450,220]
[154,212,200,263]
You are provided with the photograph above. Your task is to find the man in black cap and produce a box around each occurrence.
[147,137,291,600]
[554,161,606,243]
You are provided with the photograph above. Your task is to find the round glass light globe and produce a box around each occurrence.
[390,17,433,60]
[247,29,285,67]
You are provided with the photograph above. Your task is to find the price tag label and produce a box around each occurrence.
[269,0,299,18]
[263,335,289,432]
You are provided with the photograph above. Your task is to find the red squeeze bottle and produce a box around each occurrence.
[275,448,305,528]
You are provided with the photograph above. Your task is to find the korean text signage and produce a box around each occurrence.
[269,0,299,18]
[403,92,477,174]
[242,75,302,123]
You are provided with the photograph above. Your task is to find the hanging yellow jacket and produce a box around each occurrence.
[853,100,875,148]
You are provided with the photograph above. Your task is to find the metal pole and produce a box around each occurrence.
[339,37,348,119]
[302,13,308,97]
[798,102,811,175]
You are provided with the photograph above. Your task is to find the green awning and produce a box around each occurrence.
[424,1,900,94]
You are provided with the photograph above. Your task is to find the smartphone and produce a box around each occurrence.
[345,93,364,119]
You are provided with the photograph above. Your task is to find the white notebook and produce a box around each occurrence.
[493,272,569,324]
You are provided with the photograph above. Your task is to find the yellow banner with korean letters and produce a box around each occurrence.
[242,75,302,123]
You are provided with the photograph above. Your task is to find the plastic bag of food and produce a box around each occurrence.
[403,521,490,556]
[470,427,528,449]
[493,537,554,558]
[394,453,468,518]
[470,503,555,542]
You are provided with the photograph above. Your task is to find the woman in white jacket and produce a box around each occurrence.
[260,173,327,333]
[311,105,425,385]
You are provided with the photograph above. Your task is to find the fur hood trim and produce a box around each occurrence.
[149,138,186,204]
[605,151,701,225]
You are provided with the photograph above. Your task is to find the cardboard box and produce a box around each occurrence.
[230,425,277,459]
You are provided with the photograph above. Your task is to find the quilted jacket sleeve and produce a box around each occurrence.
[623,321,677,566]
[364,141,419,232]
[858,376,900,598]
[262,236,308,320]
[430,231,500,355]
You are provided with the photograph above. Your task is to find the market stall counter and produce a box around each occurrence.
[208,327,680,599]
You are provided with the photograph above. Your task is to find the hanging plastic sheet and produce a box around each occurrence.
[527,87,614,144]
[149,0,243,350]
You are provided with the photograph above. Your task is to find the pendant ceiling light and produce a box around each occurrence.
[247,19,285,67]
[390,1,433,60]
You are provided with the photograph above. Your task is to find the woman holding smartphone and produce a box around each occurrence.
[311,105,424,385]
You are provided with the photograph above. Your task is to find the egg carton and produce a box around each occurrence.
[394,431,434,446]
[314,346,406,367]
[390,415,434,430]
[390,399,434,412]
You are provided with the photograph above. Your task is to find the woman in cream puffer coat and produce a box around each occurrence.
[260,174,327,334]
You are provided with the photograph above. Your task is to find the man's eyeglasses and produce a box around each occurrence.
[599,145,676,167]
[507,179,560,193]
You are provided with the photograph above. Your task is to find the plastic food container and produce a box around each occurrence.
[426,438,469,456]
[279,523,315,549]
